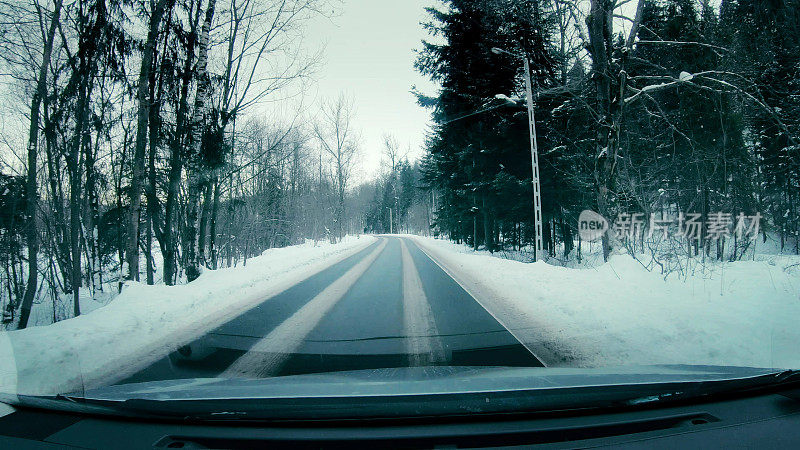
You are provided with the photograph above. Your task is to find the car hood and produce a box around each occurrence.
[5,365,787,421]
[73,364,790,401]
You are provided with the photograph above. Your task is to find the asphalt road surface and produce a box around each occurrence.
[120,236,543,384]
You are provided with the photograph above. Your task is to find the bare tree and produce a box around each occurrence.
[585,0,644,261]
[126,0,170,282]
[313,94,360,242]
[161,0,203,286]
[549,0,586,84]
[13,0,63,329]
[382,133,405,173]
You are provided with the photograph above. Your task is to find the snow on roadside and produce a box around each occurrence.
[0,236,375,396]
[411,235,800,369]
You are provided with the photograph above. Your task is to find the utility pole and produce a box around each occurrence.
[492,47,544,261]
[522,56,544,261]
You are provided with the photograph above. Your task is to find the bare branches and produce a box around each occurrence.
[215,0,328,123]
[624,0,644,50]
[382,133,406,173]
[313,93,360,241]
[624,70,799,149]
[635,40,731,53]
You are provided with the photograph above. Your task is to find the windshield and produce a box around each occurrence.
[0,0,798,416]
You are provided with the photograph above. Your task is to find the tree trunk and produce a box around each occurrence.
[145,66,160,286]
[162,155,182,285]
[68,40,95,316]
[587,0,620,262]
[208,175,220,269]
[127,0,168,282]
[198,175,213,264]
[69,98,86,318]
[184,172,203,281]
[482,195,491,253]
[17,0,63,329]
[113,123,129,291]
[84,124,97,292]
[184,0,217,282]
[162,3,199,285]
[225,175,235,268]
[43,111,72,294]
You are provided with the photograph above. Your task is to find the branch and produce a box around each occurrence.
[635,40,730,53]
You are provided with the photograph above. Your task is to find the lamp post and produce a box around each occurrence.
[491,46,544,262]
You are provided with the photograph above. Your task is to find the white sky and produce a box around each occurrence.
[300,0,441,181]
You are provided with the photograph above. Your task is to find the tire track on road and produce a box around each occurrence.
[400,239,446,366]
[220,239,388,378]
[406,237,546,367]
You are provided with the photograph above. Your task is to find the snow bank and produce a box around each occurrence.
[0,236,375,396]
[411,235,800,369]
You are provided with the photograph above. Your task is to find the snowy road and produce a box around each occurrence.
[120,236,543,383]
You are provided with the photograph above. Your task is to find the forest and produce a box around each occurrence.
[416,0,799,264]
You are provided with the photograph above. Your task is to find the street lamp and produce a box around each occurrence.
[491,46,544,262]
[494,93,517,103]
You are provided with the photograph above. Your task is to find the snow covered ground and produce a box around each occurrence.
[0,236,375,396]
[2,232,797,399]
[411,235,800,369]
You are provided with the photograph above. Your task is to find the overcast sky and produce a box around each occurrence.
[302,0,441,181]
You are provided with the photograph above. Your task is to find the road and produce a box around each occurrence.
[120,236,543,384]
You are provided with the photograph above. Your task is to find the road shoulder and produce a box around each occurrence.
[409,236,582,367]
